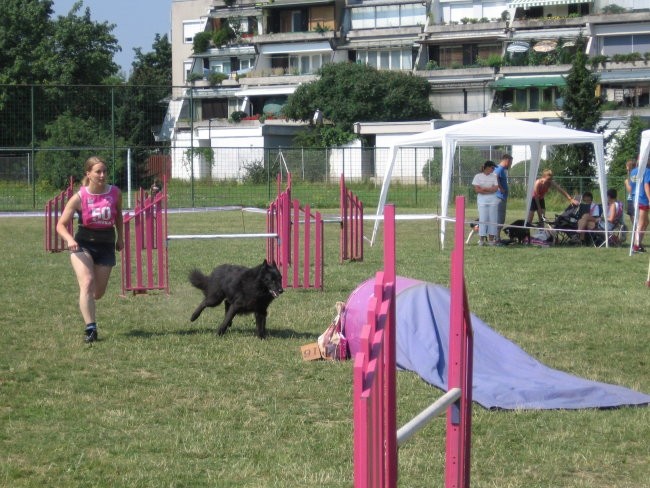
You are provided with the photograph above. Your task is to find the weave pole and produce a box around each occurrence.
[445,196,474,488]
[266,173,324,290]
[353,204,396,488]
[340,174,364,262]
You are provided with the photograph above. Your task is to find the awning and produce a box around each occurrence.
[598,70,650,84]
[262,0,333,7]
[259,41,332,55]
[491,75,566,90]
[508,0,591,8]
[234,86,297,97]
[512,27,581,41]
[341,38,417,50]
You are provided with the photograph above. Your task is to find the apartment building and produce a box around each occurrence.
[167,0,650,180]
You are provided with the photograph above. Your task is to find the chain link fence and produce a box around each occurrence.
[0,84,619,212]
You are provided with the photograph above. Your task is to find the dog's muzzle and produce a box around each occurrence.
[270,288,283,298]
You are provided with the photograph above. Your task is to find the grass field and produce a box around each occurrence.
[1,207,648,488]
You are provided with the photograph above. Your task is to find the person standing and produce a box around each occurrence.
[632,162,650,253]
[472,160,500,246]
[494,154,513,242]
[56,156,124,343]
[527,169,578,225]
[624,158,638,226]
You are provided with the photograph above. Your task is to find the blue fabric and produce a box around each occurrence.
[395,283,650,410]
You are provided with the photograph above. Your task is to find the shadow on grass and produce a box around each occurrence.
[125,327,315,340]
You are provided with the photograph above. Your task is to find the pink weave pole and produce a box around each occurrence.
[444,196,474,488]
[340,174,364,262]
[44,176,74,252]
[353,204,396,488]
[266,174,324,290]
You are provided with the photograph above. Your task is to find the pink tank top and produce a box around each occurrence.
[78,185,120,230]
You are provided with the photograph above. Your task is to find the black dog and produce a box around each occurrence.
[503,219,530,244]
[189,260,283,338]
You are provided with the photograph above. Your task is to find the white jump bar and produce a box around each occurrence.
[397,387,462,447]
[167,233,278,240]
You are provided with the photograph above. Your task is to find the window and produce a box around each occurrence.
[350,3,425,29]
[210,60,231,74]
[351,7,375,29]
[355,48,413,70]
[400,3,425,26]
[183,20,205,44]
[601,34,650,56]
[376,5,399,28]
[184,61,193,82]
[379,51,390,69]
[239,58,254,71]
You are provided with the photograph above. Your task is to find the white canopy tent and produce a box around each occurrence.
[371,116,607,248]
[630,130,650,254]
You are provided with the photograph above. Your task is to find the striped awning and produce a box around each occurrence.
[507,0,591,8]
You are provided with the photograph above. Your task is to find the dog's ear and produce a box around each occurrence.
[262,259,269,267]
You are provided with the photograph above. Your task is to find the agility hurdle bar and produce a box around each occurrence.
[121,180,169,295]
[340,174,364,262]
[266,183,324,290]
[44,176,75,252]
[353,204,397,488]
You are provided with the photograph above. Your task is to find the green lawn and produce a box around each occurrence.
[1,209,648,487]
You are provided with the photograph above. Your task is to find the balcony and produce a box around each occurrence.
[254,29,338,44]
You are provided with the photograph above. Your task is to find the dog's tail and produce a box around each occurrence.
[188,269,209,292]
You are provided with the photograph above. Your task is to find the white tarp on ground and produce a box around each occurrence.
[630,130,650,254]
[371,116,607,247]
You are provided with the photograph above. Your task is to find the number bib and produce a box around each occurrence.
[78,185,119,230]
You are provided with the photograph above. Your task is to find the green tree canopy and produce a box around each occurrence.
[0,0,122,148]
[283,63,440,146]
[129,34,172,86]
[608,116,648,179]
[0,0,55,85]
[47,1,121,85]
[548,35,603,182]
[36,112,127,188]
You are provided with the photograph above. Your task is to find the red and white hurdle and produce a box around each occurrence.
[353,196,474,488]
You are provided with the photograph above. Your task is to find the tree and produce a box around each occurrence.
[608,116,648,179]
[283,63,440,147]
[46,1,120,85]
[0,0,121,149]
[129,34,172,86]
[0,0,54,85]
[36,112,127,188]
[112,34,172,187]
[548,36,603,182]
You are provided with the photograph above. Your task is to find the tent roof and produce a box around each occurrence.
[391,116,603,148]
[372,116,607,247]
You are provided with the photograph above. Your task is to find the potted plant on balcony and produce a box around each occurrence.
[192,32,212,54]
[208,72,228,85]
[213,25,236,47]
